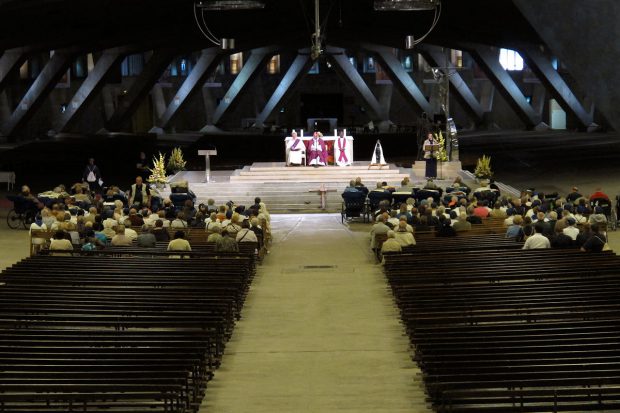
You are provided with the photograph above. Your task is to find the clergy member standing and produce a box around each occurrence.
[286,131,304,166]
[307,132,328,167]
[335,130,352,167]
[423,132,438,179]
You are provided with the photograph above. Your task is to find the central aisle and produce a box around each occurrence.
[201,214,430,412]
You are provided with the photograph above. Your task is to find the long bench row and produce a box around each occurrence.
[383,238,620,412]
[0,253,255,412]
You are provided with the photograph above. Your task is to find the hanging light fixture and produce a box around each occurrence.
[196,1,265,10]
[405,35,415,49]
[193,1,264,48]
[374,0,439,11]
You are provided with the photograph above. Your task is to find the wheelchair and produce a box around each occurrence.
[591,197,617,231]
[6,195,39,229]
[341,192,369,223]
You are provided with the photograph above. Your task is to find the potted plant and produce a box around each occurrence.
[474,154,493,186]
[435,131,448,162]
[148,152,168,189]
[167,147,187,175]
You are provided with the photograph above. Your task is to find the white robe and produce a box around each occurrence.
[285,137,304,165]
[370,141,386,165]
[335,136,353,166]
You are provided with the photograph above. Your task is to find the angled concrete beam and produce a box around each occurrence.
[419,46,485,123]
[326,46,387,120]
[211,46,278,126]
[520,46,593,128]
[466,45,541,128]
[2,50,75,137]
[254,50,313,127]
[359,43,433,116]
[0,48,29,92]
[157,48,222,129]
[105,48,176,132]
[55,47,133,133]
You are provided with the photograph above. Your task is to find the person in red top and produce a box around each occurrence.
[473,201,490,218]
[589,187,610,201]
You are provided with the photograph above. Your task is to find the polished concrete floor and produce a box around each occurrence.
[200,214,430,412]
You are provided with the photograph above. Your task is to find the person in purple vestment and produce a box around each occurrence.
[307,132,328,167]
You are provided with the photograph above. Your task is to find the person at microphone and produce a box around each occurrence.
[423,132,438,179]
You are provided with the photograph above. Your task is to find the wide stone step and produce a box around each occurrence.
[230,175,410,183]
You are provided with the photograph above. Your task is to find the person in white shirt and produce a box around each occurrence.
[394,221,416,247]
[122,219,138,241]
[171,212,188,229]
[381,230,402,254]
[49,230,74,256]
[205,213,221,232]
[236,220,258,243]
[387,210,400,228]
[562,218,580,240]
[522,223,551,250]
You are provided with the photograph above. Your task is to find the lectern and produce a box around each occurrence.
[198,149,217,183]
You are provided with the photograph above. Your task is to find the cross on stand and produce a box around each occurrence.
[308,183,337,210]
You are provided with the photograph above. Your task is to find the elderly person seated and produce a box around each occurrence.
[137,225,157,247]
[224,213,242,236]
[167,231,192,257]
[205,212,221,232]
[156,210,171,227]
[150,219,170,242]
[171,212,188,229]
[216,228,239,252]
[127,208,144,227]
[381,230,402,255]
[505,215,524,240]
[111,224,132,246]
[589,206,608,226]
[560,217,579,240]
[250,217,264,247]
[49,230,73,255]
[386,210,400,228]
[453,213,472,232]
[343,179,360,193]
[395,221,415,247]
[207,225,223,243]
[236,219,258,243]
[523,222,551,249]
[370,214,390,251]
[122,219,138,241]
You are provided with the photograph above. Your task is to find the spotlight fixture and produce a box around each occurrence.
[196,1,265,10]
[374,0,439,11]
[221,38,236,49]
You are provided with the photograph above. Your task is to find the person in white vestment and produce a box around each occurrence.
[370,140,386,165]
[285,131,304,166]
[335,130,352,167]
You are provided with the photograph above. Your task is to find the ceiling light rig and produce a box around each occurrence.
[374,0,442,49]
[193,1,265,48]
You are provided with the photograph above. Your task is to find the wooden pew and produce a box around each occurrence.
[382,235,620,412]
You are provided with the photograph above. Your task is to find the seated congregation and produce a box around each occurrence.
[23,178,271,257]
[342,176,614,258]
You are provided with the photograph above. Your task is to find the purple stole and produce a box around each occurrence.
[337,137,348,163]
[290,138,301,151]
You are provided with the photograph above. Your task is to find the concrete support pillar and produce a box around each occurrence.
[2,50,74,137]
[105,48,176,132]
[326,46,387,121]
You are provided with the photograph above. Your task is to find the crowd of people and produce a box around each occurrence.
[24,177,271,255]
[351,176,615,256]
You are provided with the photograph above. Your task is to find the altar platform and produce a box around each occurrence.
[169,162,479,213]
